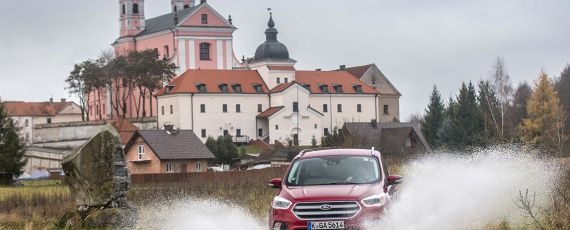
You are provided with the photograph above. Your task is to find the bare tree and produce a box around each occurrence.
[490,57,513,139]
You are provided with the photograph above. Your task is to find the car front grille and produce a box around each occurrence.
[292,201,361,220]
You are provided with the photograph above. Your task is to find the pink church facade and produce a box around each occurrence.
[88,0,242,120]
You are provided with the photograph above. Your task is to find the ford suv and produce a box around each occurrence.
[268,148,403,230]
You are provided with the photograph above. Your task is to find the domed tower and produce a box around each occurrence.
[171,0,196,12]
[250,12,296,89]
[119,0,145,37]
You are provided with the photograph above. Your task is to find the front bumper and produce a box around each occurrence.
[269,206,384,230]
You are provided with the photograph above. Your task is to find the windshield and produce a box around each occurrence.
[286,155,381,186]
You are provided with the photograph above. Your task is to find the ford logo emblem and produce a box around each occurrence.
[320,204,332,210]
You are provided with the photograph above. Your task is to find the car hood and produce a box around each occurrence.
[283,183,382,201]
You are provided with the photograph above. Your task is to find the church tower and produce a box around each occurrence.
[119,0,146,37]
[171,0,196,12]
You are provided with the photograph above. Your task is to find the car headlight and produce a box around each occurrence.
[361,193,387,207]
[272,196,292,210]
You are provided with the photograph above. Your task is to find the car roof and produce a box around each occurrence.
[296,148,381,159]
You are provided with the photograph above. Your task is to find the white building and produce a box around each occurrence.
[156,14,400,146]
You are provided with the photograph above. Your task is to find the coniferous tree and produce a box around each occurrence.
[449,82,484,149]
[422,86,445,148]
[521,72,567,154]
[478,80,501,143]
[437,97,456,149]
[0,101,27,185]
[556,65,570,136]
[510,82,532,137]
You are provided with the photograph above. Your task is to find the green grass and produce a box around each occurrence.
[240,144,263,154]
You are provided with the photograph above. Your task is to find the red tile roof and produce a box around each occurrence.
[268,65,296,71]
[156,69,270,96]
[109,118,139,145]
[342,64,373,79]
[270,82,294,93]
[294,71,377,94]
[257,106,284,118]
[3,101,75,116]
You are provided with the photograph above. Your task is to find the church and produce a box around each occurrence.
[90,0,401,146]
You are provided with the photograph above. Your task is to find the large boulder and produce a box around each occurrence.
[62,124,130,209]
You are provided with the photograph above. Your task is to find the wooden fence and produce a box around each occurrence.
[130,166,288,184]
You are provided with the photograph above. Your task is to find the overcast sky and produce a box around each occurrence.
[1,0,569,120]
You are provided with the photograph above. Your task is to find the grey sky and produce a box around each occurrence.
[1,0,569,120]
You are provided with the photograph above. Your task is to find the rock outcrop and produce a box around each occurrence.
[62,124,130,209]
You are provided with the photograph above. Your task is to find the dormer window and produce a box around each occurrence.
[184,4,190,9]
[302,84,311,91]
[319,84,329,93]
[232,84,242,93]
[252,84,263,93]
[219,84,228,93]
[353,84,363,93]
[201,14,208,24]
[333,84,343,93]
[196,84,207,93]
[166,85,175,93]
[133,4,139,14]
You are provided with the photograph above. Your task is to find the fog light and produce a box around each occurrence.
[273,222,288,230]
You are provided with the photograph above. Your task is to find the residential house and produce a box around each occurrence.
[343,121,431,154]
[124,129,215,174]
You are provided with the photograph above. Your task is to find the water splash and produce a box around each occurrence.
[135,198,265,230]
[367,147,560,230]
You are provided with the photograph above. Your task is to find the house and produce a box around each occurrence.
[124,129,215,174]
[156,14,386,146]
[342,64,401,122]
[3,99,82,145]
[342,121,431,154]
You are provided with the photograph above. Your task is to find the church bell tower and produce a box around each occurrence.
[119,0,146,37]
[171,0,196,12]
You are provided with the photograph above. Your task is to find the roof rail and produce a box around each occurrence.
[297,147,337,158]
[370,147,375,156]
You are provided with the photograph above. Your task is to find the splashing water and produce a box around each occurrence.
[367,147,560,230]
[135,199,265,230]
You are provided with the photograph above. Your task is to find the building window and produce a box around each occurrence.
[324,128,330,136]
[122,4,126,15]
[319,85,329,93]
[163,45,170,58]
[275,125,279,130]
[166,163,173,172]
[284,78,289,83]
[47,118,52,124]
[200,104,206,113]
[223,130,229,136]
[333,84,343,93]
[199,43,210,60]
[236,104,241,113]
[170,105,174,114]
[314,124,318,129]
[405,137,412,147]
[253,84,263,93]
[384,105,389,115]
[222,104,228,113]
[184,4,190,9]
[25,133,30,142]
[161,106,165,115]
[138,145,145,160]
[133,3,139,14]
[353,85,363,93]
[337,104,342,112]
[276,78,281,84]
[357,104,362,113]
[201,14,208,24]
[236,129,242,137]
[196,84,207,93]
[257,104,263,113]
[258,128,263,137]
[232,84,242,93]
[323,104,328,113]
[219,84,228,93]
[201,129,206,138]
[195,162,202,172]
[25,119,29,127]
[293,102,299,112]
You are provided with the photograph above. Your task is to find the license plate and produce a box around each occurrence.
[308,221,345,229]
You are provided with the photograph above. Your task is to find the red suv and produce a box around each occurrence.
[268,148,403,230]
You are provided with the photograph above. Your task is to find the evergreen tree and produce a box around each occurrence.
[0,101,27,185]
[510,82,532,137]
[478,80,501,143]
[556,65,570,136]
[205,135,239,165]
[422,85,445,148]
[437,97,455,150]
[521,72,568,154]
[449,82,484,149]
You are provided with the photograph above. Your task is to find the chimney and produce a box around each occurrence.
[371,119,377,128]
[200,0,207,4]
[339,65,346,70]
[49,98,53,103]
[315,68,321,71]
[60,98,66,103]
[164,124,174,132]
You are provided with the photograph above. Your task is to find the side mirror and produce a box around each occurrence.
[387,175,403,186]
[269,178,282,189]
